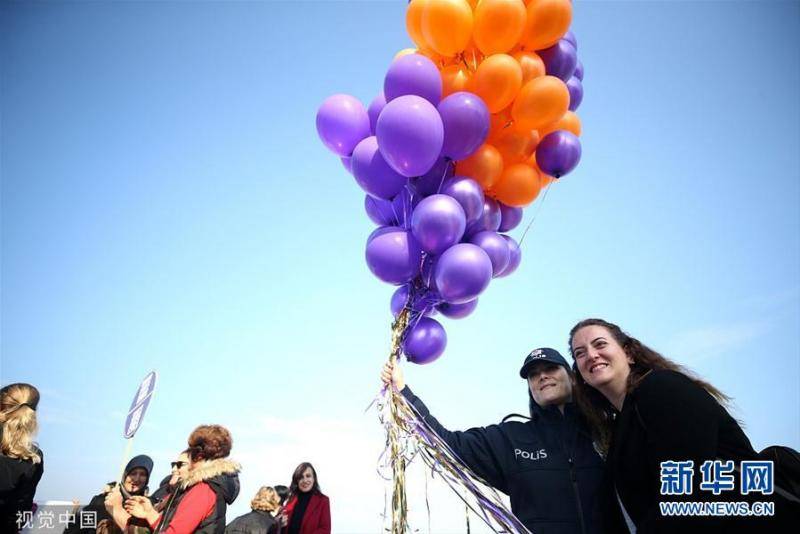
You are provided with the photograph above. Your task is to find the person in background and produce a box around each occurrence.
[0,383,44,533]
[125,424,240,533]
[149,451,192,511]
[273,485,289,508]
[225,486,280,534]
[277,463,330,534]
[65,454,153,534]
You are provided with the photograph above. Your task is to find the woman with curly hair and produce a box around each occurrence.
[0,383,43,533]
[224,486,280,534]
[569,318,798,533]
[126,424,241,534]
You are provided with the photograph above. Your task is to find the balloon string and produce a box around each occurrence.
[518,179,553,248]
[387,308,411,534]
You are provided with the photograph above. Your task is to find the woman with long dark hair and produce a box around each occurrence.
[277,462,330,534]
[569,318,798,533]
[0,383,43,533]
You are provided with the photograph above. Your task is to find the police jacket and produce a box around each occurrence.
[401,386,623,534]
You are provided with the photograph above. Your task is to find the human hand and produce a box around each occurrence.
[104,488,122,512]
[124,496,155,519]
[381,360,405,391]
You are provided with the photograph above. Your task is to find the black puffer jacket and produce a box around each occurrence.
[401,386,624,534]
[225,509,278,534]
[0,448,44,533]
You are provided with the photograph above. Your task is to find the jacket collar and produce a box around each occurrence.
[180,458,241,490]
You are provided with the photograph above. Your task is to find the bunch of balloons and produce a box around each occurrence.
[316,0,583,366]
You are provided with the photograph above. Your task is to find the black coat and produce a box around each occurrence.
[225,510,278,534]
[402,386,624,534]
[606,369,797,533]
[0,449,44,533]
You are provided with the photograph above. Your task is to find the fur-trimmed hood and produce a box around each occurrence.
[181,457,241,505]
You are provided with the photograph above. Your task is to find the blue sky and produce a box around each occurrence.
[1,1,798,532]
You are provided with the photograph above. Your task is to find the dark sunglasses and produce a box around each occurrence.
[170,461,187,469]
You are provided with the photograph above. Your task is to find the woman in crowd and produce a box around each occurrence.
[148,451,192,511]
[225,486,280,534]
[569,318,798,533]
[125,424,240,534]
[0,383,44,533]
[278,462,330,534]
[381,349,624,533]
[66,454,153,534]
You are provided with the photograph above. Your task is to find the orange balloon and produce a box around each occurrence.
[520,0,572,50]
[513,50,546,82]
[492,163,542,207]
[406,0,429,49]
[422,0,474,57]
[455,144,504,190]
[511,75,569,129]
[492,123,539,164]
[538,110,582,138]
[440,64,472,97]
[473,0,527,55]
[469,54,523,113]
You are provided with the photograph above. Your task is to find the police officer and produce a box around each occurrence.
[381,348,625,534]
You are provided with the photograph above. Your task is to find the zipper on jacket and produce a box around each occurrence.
[568,457,588,534]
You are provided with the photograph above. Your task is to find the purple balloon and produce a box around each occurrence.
[538,40,578,82]
[391,285,411,316]
[391,285,437,316]
[465,197,502,236]
[316,94,371,157]
[384,54,442,105]
[404,317,447,364]
[567,76,583,111]
[377,95,445,178]
[498,203,523,232]
[411,195,466,255]
[563,30,578,50]
[496,235,521,278]
[341,156,353,173]
[574,60,584,81]
[438,298,478,319]
[469,231,511,276]
[351,136,407,200]
[365,227,422,284]
[441,176,485,224]
[391,187,419,228]
[438,92,490,160]
[367,225,398,244]
[412,158,454,197]
[536,131,582,178]
[368,92,387,135]
[434,243,493,304]
[365,196,397,226]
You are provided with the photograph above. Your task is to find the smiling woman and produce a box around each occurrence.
[277,462,331,534]
[381,349,627,533]
[569,318,800,533]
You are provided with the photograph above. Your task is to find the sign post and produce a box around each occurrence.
[119,371,158,484]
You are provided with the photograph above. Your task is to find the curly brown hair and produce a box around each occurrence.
[187,424,232,461]
[568,318,730,454]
